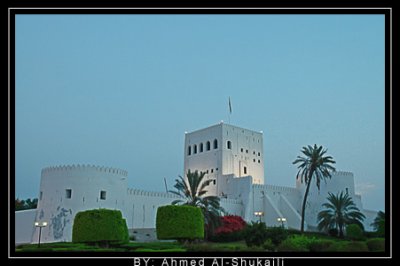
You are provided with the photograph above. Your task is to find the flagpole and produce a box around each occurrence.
[228,97,232,124]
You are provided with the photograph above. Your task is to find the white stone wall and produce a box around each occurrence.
[15,209,37,245]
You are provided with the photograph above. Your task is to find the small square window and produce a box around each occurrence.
[241,148,243,152]
[258,152,261,156]
[211,169,214,173]
[246,149,248,153]
[216,168,218,171]
[253,159,256,162]
[100,190,107,200]
[65,189,72,199]
[213,180,217,185]
[258,160,261,163]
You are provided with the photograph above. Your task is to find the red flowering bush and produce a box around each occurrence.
[211,215,247,242]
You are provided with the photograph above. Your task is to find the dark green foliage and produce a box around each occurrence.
[371,211,385,237]
[346,224,365,241]
[243,222,268,247]
[318,191,366,237]
[366,238,385,252]
[292,144,336,233]
[309,239,335,252]
[72,209,129,244]
[327,241,368,252]
[262,239,275,251]
[210,230,244,242]
[328,228,338,237]
[265,226,288,246]
[156,205,204,240]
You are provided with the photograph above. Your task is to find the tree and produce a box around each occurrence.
[169,170,224,239]
[371,211,385,236]
[317,191,366,238]
[293,144,336,233]
[15,198,38,211]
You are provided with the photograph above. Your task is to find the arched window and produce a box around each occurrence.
[188,146,191,156]
[213,139,218,149]
[227,141,232,149]
[194,144,197,154]
[206,141,211,151]
[199,143,203,152]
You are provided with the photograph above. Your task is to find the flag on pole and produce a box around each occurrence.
[229,97,232,114]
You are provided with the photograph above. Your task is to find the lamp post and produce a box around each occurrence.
[277,217,286,228]
[254,211,263,223]
[34,221,48,248]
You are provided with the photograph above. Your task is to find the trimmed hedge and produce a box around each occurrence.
[156,205,204,240]
[309,239,335,252]
[327,241,369,252]
[72,209,129,244]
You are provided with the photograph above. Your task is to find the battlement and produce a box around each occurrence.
[331,171,353,177]
[41,164,128,177]
[253,183,299,194]
[127,188,181,199]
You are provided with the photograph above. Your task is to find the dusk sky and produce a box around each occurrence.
[15,14,385,211]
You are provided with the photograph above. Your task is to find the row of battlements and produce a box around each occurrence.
[41,164,128,177]
[127,188,181,199]
[331,171,354,176]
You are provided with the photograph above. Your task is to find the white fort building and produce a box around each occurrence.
[15,122,378,244]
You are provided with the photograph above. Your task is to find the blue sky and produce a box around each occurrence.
[15,14,385,211]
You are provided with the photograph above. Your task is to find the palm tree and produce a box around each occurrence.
[317,191,366,237]
[169,170,224,239]
[371,211,385,236]
[293,144,336,233]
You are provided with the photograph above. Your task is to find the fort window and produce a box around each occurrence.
[246,149,249,153]
[258,160,261,163]
[100,190,107,200]
[213,180,217,185]
[194,144,197,154]
[253,151,256,155]
[188,146,191,156]
[253,159,256,162]
[211,169,214,173]
[258,152,261,156]
[206,141,211,151]
[241,148,243,152]
[244,167,247,175]
[200,143,203,152]
[227,141,232,149]
[65,189,72,199]
[346,188,349,194]
[213,139,218,149]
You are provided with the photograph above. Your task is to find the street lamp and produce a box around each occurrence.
[34,221,48,248]
[277,217,286,228]
[254,211,264,223]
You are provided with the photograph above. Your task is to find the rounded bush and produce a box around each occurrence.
[327,241,368,252]
[346,224,364,241]
[366,238,385,252]
[156,205,204,240]
[72,209,129,244]
[265,226,288,246]
[243,222,268,247]
[276,237,309,252]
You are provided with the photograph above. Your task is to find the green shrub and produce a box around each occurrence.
[327,241,368,252]
[276,235,315,252]
[265,226,288,246]
[276,236,309,252]
[72,209,129,245]
[366,238,385,252]
[156,205,204,240]
[346,224,365,241]
[262,239,275,251]
[243,222,268,247]
[309,239,335,252]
